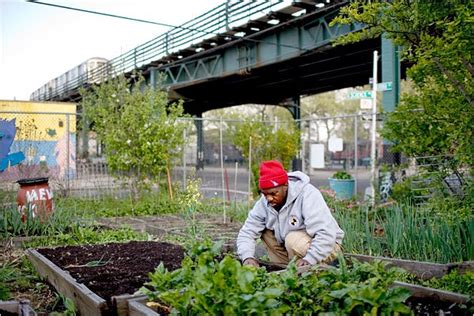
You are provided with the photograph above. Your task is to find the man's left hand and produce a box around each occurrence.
[296,259,311,267]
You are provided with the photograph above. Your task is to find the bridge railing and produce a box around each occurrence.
[38,1,295,101]
[106,1,287,73]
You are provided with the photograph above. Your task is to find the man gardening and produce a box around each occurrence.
[237,160,344,267]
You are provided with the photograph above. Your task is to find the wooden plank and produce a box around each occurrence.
[0,301,20,313]
[0,300,37,315]
[113,293,147,316]
[128,297,160,316]
[346,254,451,280]
[456,261,474,274]
[9,236,48,249]
[27,249,108,316]
[393,281,470,304]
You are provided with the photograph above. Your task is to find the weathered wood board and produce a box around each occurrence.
[0,300,37,316]
[393,281,470,303]
[346,254,473,280]
[113,294,148,316]
[27,249,108,316]
[127,297,160,316]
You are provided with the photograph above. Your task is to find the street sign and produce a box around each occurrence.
[347,90,373,99]
[377,81,393,91]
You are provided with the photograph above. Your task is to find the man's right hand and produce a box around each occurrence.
[243,258,259,267]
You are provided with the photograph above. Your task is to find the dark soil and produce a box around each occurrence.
[37,241,185,304]
[0,309,18,316]
[406,297,472,316]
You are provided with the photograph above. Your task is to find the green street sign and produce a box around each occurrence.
[348,91,373,99]
[377,81,393,91]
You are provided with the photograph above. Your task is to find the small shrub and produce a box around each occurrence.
[331,171,353,180]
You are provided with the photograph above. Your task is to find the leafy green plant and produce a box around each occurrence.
[396,270,474,297]
[422,271,474,297]
[0,263,15,300]
[50,293,77,316]
[141,241,411,315]
[331,170,353,180]
[390,178,416,204]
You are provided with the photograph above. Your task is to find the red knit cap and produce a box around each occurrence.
[259,160,288,189]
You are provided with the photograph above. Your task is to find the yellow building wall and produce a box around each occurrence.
[0,100,76,141]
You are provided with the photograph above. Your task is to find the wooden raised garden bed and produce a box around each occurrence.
[347,253,474,280]
[0,300,36,316]
[124,268,472,316]
[26,241,472,315]
[27,241,185,316]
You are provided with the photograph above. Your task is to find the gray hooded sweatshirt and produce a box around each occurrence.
[236,171,344,265]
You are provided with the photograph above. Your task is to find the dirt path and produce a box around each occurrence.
[96,213,243,248]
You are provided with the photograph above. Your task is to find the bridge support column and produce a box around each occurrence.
[286,96,302,172]
[194,114,205,170]
[381,36,401,165]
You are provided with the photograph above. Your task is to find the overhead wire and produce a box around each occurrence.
[26,0,311,52]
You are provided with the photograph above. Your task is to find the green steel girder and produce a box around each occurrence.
[158,8,364,86]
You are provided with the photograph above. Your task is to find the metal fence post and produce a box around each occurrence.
[354,115,358,196]
[66,113,70,195]
[219,116,226,224]
[182,128,187,190]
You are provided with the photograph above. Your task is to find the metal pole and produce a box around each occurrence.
[354,115,358,196]
[248,136,252,208]
[225,0,230,31]
[307,118,311,176]
[219,116,226,224]
[66,114,70,195]
[182,128,186,190]
[370,50,378,206]
[234,162,238,203]
[301,126,305,173]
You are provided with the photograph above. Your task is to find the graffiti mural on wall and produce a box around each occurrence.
[0,100,76,180]
[0,118,25,171]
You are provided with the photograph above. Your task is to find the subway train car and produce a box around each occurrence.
[30,57,109,101]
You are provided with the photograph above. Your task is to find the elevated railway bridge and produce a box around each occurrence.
[31,0,402,167]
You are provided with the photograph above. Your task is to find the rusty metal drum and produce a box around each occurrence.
[16,177,54,222]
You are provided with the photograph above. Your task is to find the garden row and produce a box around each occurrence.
[1,188,473,315]
[19,240,474,315]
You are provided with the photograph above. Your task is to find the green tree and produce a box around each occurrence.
[80,74,188,197]
[232,117,300,196]
[331,0,474,164]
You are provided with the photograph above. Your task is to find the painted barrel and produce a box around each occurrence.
[17,177,54,222]
[328,178,355,200]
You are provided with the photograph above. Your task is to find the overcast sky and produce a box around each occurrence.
[0,0,224,100]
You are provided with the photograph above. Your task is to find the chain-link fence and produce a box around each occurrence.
[0,109,410,203]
